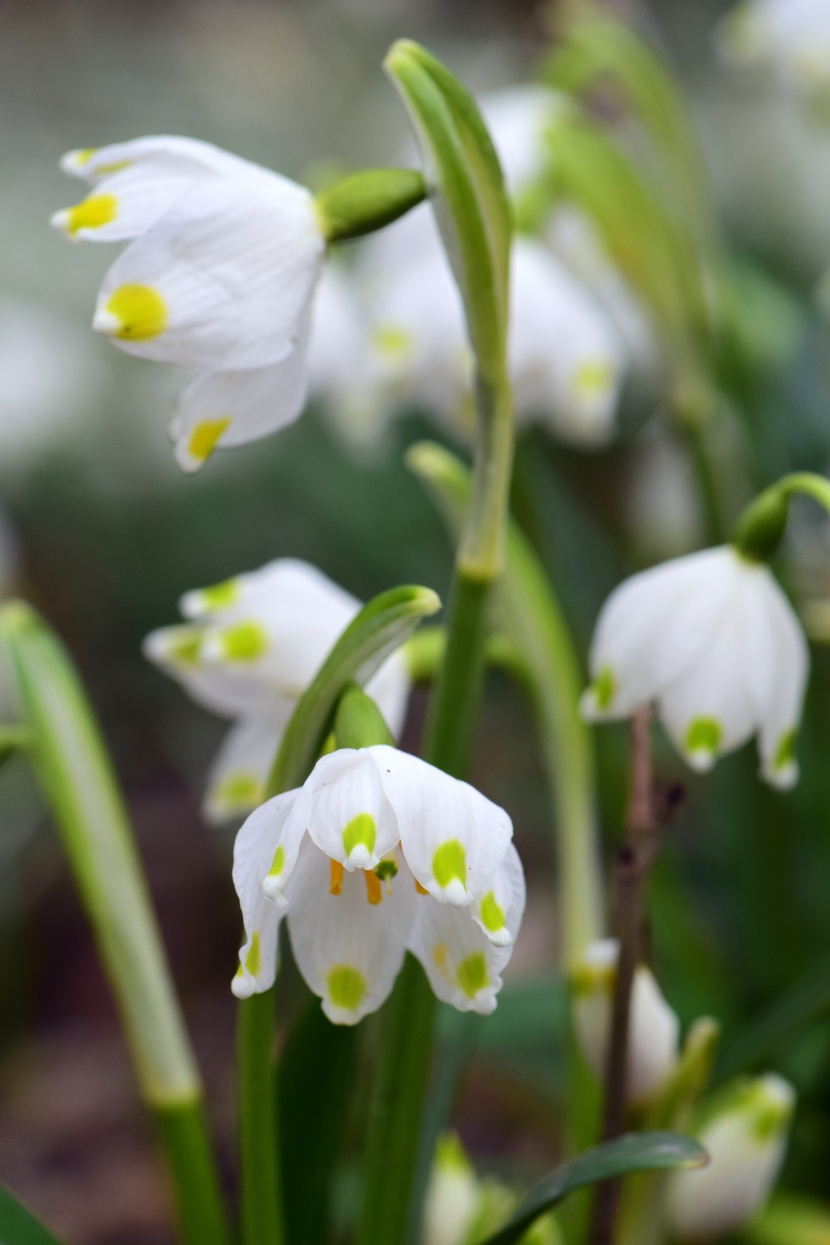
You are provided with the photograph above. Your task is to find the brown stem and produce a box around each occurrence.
[591,708,665,1245]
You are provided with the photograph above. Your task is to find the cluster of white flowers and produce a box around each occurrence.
[231,743,525,1023]
[52,88,657,472]
[144,559,410,822]
[311,87,658,453]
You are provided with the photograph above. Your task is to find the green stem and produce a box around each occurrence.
[155,1102,231,1245]
[682,420,726,547]
[238,987,283,1245]
[733,470,830,561]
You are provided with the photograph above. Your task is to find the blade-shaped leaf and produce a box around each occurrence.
[0,1184,64,1245]
[479,1133,707,1245]
[266,583,440,795]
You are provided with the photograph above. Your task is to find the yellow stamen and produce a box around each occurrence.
[330,860,344,896]
[415,879,429,896]
[364,870,382,905]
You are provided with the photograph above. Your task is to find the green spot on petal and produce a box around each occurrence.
[167,628,204,666]
[685,716,722,759]
[268,844,285,879]
[199,577,241,612]
[327,965,366,1013]
[372,325,413,359]
[245,932,261,977]
[432,840,467,890]
[216,771,262,811]
[220,620,268,662]
[774,728,797,772]
[480,891,506,933]
[342,812,377,859]
[593,666,616,711]
[457,952,489,999]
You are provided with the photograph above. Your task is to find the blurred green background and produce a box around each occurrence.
[4,1,830,1241]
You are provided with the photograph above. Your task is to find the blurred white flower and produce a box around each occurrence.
[582,546,809,787]
[716,0,830,102]
[668,1074,795,1241]
[231,744,524,1021]
[423,1133,481,1245]
[478,84,568,196]
[571,939,680,1107]
[144,559,410,822]
[624,427,704,561]
[53,137,326,472]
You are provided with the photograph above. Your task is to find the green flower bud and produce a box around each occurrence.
[315,167,426,243]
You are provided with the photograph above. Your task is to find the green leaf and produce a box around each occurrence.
[279,999,359,1245]
[383,39,510,383]
[478,1133,707,1245]
[266,583,440,797]
[0,1183,64,1244]
[716,951,830,1082]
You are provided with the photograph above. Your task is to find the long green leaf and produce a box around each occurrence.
[266,583,440,796]
[479,1133,707,1245]
[0,1184,64,1244]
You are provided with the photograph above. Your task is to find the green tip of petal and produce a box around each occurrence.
[327,965,367,1014]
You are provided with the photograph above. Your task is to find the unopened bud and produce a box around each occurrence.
[570,939,680,1106]
[423,1133,480,1245]
[667,1073,795,1242]
[315,168,426,243]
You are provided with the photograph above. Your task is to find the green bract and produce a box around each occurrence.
[315,167,426,243]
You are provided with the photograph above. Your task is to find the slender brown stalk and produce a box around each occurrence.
[591,709,667,1245]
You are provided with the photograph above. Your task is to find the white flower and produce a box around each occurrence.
[53,136,326,471]
[716,0,830,100]
[667,1074,795,1241]
[143,559,410,822]
[478,85,569,197]
[570,939,679,1107]
[231,744,525,1022]
[342,213,624,446]
[582,546,809,788]
[423,1133,481,1245]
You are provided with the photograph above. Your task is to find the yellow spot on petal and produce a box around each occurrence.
[572,359,613,398]
[432,840,467,890]
[95,159,131,175]
[364,870,382,905]
[432,942,450,972]
[199,577,241,612]
[188,417,231,464]
[218,620,268,662]
[66,193,118,235]
[269,844,286,880]
[105,283,168,341]
[330,860,344,896]
[457,952,488,999]
[74,148,97,166]
[327,965,366,1013]
[342,812,377,860]
[245,932,261,977]
[166,627,204,666]
[215,771,262,811]
[372,325,414,359]
[480,891,506,934]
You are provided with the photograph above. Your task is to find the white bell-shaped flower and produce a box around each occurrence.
[571,939,680,1107]
[667,1074,795,1241]
[231,745,523,1022]
[143,559,410,822]
[582,546,809,788]
[53,136,326,470]
[716,0,830,100]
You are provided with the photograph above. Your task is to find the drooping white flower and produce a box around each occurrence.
[582,546,809,788]
[346,213,625,446]
[231,744,525,1023]
[570,939,680,1107]
[143,559,410,822]
[716,0,830,101]
[667,1074,795,1241]
[53,136,326,471]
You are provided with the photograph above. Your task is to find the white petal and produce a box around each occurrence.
[52,162,209,244]
[582,546,738,721]
[59,135,276,185]
[370,745,513,906]
[286,839,415,1024]
[751,570,809,788]
[93,173,324,371]
[231,787,302,997]
[408,845,525,1014]
[469,841,526,947]
[142,622,291,718]
[297,749,400,871]
[204,716,287,824]
[571,939,680,1106]
[479,86,567,194]
[171,326,310,473]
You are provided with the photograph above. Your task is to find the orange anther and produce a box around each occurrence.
[364,870,383,905]
[330,860,344,896]
[415,880,429,896]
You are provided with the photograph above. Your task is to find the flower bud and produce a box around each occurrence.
[423,1133,481,1245]
[667,1073,796,1241]
[315,168,426,243]
[570,939,679,1106]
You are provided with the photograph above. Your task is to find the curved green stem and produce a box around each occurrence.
[238,988,283,1245]
[155,1103,231,1245]
[733,470,830,561]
